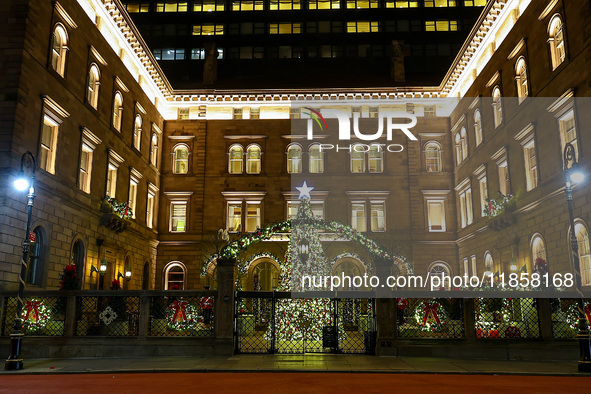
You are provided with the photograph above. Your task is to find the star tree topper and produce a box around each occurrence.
[296,181,314,199]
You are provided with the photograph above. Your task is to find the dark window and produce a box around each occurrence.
[142,262,150,290]
[71,239,84,289]
[27,227,45,286]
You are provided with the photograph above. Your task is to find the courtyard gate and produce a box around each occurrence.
[234,291,376,354]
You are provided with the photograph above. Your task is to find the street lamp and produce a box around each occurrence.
[5,152,36,371]
[563,142,591,373]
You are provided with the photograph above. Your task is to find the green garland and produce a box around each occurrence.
[565,302,590,331]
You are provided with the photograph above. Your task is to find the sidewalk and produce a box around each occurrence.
[0,354,584,376]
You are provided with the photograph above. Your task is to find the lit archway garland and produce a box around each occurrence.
[566,302,591,331]
[330,252,372,275]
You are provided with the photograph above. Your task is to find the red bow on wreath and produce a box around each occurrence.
[24,300,42,323]
[422,302,441,325]
[169,301,188,323]
[397,298,407,310]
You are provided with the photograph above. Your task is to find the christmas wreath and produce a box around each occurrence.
[565,302,591,331]
[21,298,52,332]
[166,300,201,331]
[413,300,448,332]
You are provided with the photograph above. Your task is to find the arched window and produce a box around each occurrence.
[484,251,494,274]
[460,127,468,160]
[368,144,383,173]
[573,221,591,286]
[531,234,547,266]
[424,141,442,172]
[548,14,566,70]
[252,260,279,291]
[164,261,186,290]
[27,226,46,286]
[515,57,529,101]
[309,143,324,173]
[150,133,159,167]
[454,133,462,166]
[428,261,451,290]
[112,92,123,131]
[51,24,68,76]
[86,64,101,109]
[287,144,302,174]
[71,239,85,289]
[332,259,366,290]
[173,144,189,174]
[228,145,243,174]
[133,114,142,150]
[246,144,261,174]
[142,261,150,290]
[473,109,483,146]
[492,86,503,128]
[350,144,365,173]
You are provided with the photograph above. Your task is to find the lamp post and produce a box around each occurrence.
[563,142,591,373]
[5,152,36,371]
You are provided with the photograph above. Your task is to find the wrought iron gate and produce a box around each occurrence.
[234,291,376,354]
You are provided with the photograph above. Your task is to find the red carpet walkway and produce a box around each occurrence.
[0,372,590,394]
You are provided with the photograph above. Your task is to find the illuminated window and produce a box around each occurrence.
[427,200,445,231]
[425,20,458,31]
[50,24,68,76]
[246,145,262,174]
[155,2,188,12]
[153,48,185,60]
[558,109,578,168]
[309,143,324,173]
[178,107,189,119]
[39,116,59,174]
[111,92,123,131]
[424,141,442,172]
[232,0,263,10]
[86,64,100,109]
[245,203,261,232]
[351,202,367,232]
[370,202,385,232]
[347,21,380,33]
[473,109,483,146]
[368,145,383,173]
[492,86,503,128]
[425,0,456,6]
[350,145,365,173]
[192,24,224,35]
[125,2,150,12]
[287,144,302,173]
[225,198,264,232]
[227,203,242,231]
[287,201,324,220]
[458,183,473,228]
[106,151,121,198]
[146,189,156,229]
[548,15,566,70]
[269,23,301,34]
[385,1,419,7]
[460,127,468,160]
[497,159,510,196]
[229,145,244,174]
[173,145,189,174]
[346,0,378,9]
[164,262,186,290]
[193,0,225,11]
[521,136,538,192]
[429,262,451,289]
[531,234,547,264]
[515,57,529,102]
[463,0,486,5]
[150,133,159,167]
[133,114,142,150]
[78,141,94,194]
[170,202,187,232]
[308,0,340,9]
[128,176,139,219]
[574,221,591,286]
[478,174,488,217]
[270,0,301,10]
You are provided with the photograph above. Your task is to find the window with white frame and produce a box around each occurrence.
[349,144,383,173]
[146,189,156,229]
[350,145,365,173]
[287,144,302,174]
[484,252,494,274]
[515,57,529,102]
[531,234,547,265]
[351,202,367,232]
[426,199,445,231]
[150,133,159,167]
[497,159,510,196]
[463,258,469,276]
[458,182,473,228]
[429,262,451,290]
[478,173,488,217]
[173,144,189,174]
[309,143,324,173]
[460,127,468,160]
[229,145,243,174]
[454,133,462,166]
[287,200,325,220]
[86,63,100,109]
[492,86,503,128]
[223,192,265,232]
[574,221,591,286]
[112,91,123,131]
[471,255,477,277]
[39,115,60,174]
[558,109,578,168]
[164,262,186,290]
[246,144,261,174]
[133,114,142,150]
[128,169,142,219]
[522,137,538,191]
[245,203,261,232]
[370,201,385,231]
[51,24,68,76]
[473,109,483,146]
[368,145,383,173]
[424,141,442,172]
[170,201,187,232]
[78,128,102,194]
[106,150,123,198]
[548,15,566,70]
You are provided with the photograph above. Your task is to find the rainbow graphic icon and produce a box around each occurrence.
[303,107,328,132]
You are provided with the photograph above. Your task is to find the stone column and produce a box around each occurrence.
[215,257,235,339]
[374,255,396,355]
[537,298,553,341]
